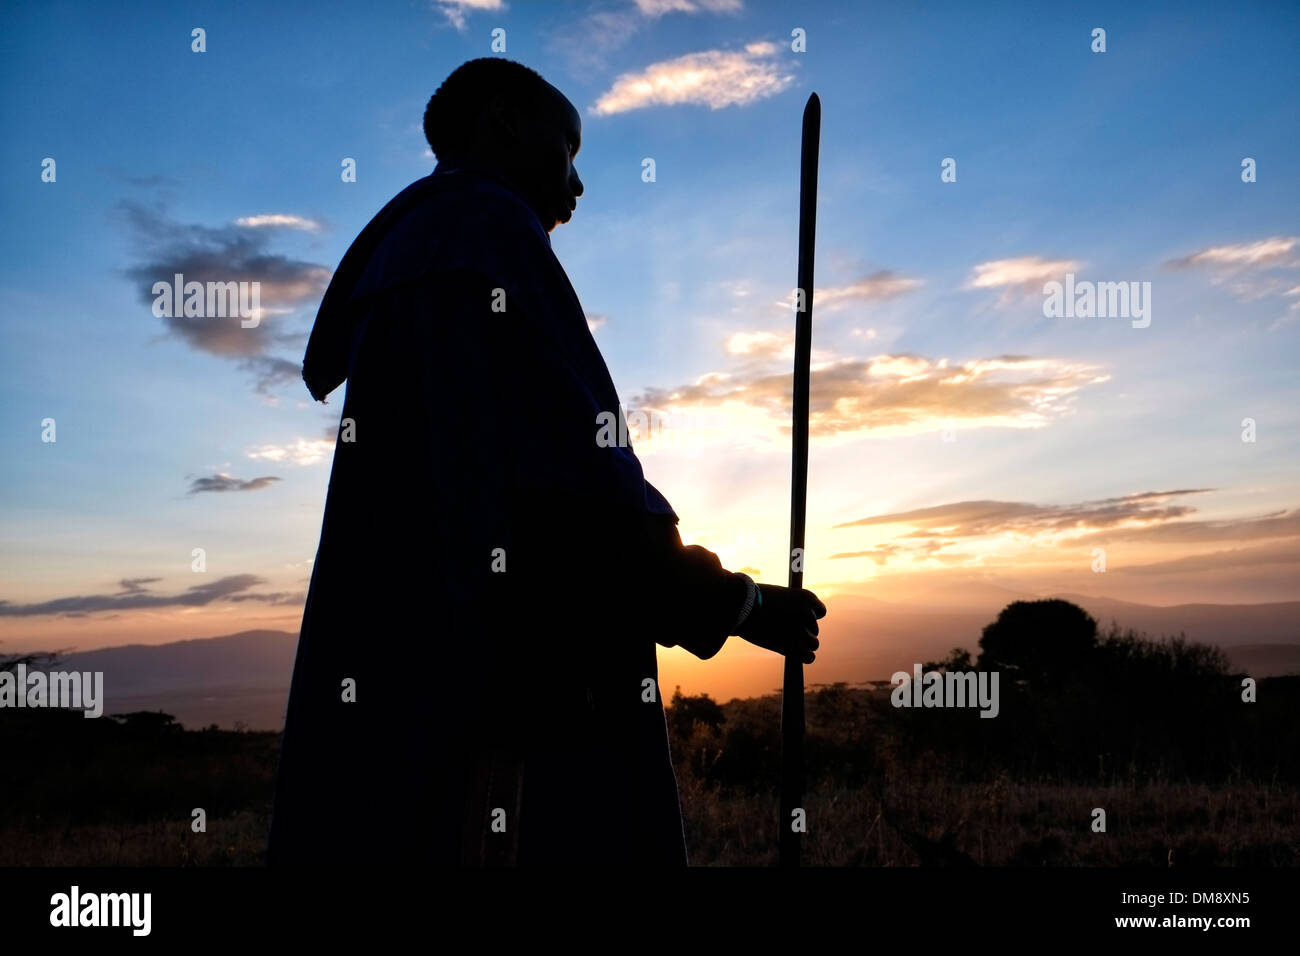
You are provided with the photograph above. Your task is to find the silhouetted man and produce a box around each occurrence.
[267,57,826,866]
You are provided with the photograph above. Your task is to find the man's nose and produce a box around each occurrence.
[571,170,583,197]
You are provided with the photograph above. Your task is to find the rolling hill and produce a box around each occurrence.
[16,594,1299,728]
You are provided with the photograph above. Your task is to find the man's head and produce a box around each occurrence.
[423,58,583,233]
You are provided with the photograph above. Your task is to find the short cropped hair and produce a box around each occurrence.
[423,58,552,162]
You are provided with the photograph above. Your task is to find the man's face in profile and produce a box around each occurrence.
[494,83,584,233]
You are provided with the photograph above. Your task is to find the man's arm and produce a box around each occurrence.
[635,512,752,660]
[410,267,796,664]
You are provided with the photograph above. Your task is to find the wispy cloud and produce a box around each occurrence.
[1072,507,1300,547]
[247,434,336,467]
[117,200,330,357]
[1112,539,1300,575]
[827,490,1225,568]
[547,7,643,73]
[112,171,181,189]
[234,213,324,233]
[115,199,330,394]
[549,0,743,72]
[187,473,282,494]
[631,349,1108,442]
[1166,236,1299,270]
[776,271,921,312]
[725,330,792,359]
[833,490,1213,537]
[0,574,299,617]
[634,0,742,14]
[116,201,331,321]
[432,0,504,31]
[722,329,840,368]
[591,41,795,115]
[237,356,303,396]
[118,577,162,593]
[966,255,1083,301]
[824,491,1300,577]
[1164,236,1300,329]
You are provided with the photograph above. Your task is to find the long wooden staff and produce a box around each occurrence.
[780,91,820,868]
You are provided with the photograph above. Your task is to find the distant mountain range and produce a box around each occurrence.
[1047,594,1300,647]
[57,630,297,732]
[28,594,1300,730]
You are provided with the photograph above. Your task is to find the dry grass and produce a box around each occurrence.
[0,810,269,866]
[679,773,1300,866]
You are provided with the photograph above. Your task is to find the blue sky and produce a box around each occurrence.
[2,0,1298,666]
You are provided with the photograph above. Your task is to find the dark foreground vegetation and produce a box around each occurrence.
[2,601,1296,865]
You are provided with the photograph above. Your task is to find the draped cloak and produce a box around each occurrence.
[266,161,747,866]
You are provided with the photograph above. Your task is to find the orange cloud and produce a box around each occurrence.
[632,350,1108,442]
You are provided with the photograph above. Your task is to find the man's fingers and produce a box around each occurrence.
[797,589,827,617]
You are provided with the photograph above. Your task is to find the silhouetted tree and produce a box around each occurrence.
[109,711,181,733]
[976,599,1098,683]
[923,647,974,671]
[666,686,725,741]
[0,649,64,673]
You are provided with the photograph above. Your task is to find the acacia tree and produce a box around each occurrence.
[0,648,64,674]
[976,599,1099,683]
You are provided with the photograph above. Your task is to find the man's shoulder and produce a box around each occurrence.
[356,174,550,297]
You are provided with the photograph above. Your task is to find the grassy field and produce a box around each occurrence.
[5,772,1294,867]
[2,685,1295,866]
[3,613,1297,866]
[678,774,1300,867]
